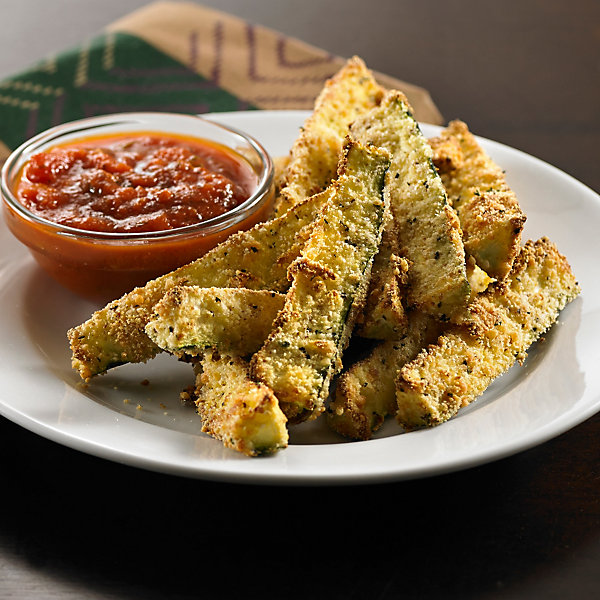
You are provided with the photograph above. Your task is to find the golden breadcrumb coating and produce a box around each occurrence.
[396,238,580,429]
[428,131,464,173]
[65,54,581,460]
[275,56,384,215]
[146,287,285,358]
[190,352,288,457]
[67,189,331,380]
[251,140,389,422]
[351,91,470,321]
[327,312,439,440]
[430,120,526,280]
[356,229,410,340]
[273,154,291,197]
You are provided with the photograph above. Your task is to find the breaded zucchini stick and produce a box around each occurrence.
[146,287,285,358]
[327,312,438,440]
[396,238,580,430]
[327,257,493,440]
[186,352,288,457]
[275,56,384,215]
[357,119,498,340]
[251,140,390,422]
[430,120,526,280]
[350,91,470,321]
[68,190,331,380]
[355,215,410,340]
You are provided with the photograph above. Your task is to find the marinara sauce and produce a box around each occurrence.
[4,127,273,303]
[15,133,258,233]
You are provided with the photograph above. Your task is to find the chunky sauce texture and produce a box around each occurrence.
[16,133,258,233]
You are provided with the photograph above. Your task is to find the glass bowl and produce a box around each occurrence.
[1,112,274,303]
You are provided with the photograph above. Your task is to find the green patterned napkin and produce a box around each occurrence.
[0,1,442,160]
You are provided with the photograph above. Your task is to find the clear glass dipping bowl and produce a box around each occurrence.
[1,112,274,303]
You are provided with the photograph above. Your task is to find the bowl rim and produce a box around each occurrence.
[0,112,274,242]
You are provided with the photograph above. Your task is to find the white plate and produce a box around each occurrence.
[0,110,598,485]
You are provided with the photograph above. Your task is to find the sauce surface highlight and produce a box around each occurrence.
[15,133,258,233]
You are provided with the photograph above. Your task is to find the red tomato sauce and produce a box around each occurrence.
[15,133,258,233]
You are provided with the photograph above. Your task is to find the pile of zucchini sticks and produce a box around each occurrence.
[68,57,580,456]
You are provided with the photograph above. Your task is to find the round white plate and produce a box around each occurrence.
[0,110,598,485]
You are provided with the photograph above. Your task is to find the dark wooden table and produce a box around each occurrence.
[1,1,599,598]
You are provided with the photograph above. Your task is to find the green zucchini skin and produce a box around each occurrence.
[68,190,331,380]
[251,139,390,422]
[351,91,470,321]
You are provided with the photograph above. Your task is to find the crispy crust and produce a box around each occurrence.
[328,257,494,440]
[64,53,581,459]
[250,140,389,422]
[190,352,288,457]
[355,208,411,339]
[327,312,439,440]
[275,56,384,215]
[146,287,285,358]
[67,190,331,380]
[429,133,464,173]
[351,92,470,320]
[430,120,526,280]
[396,238,580,430]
